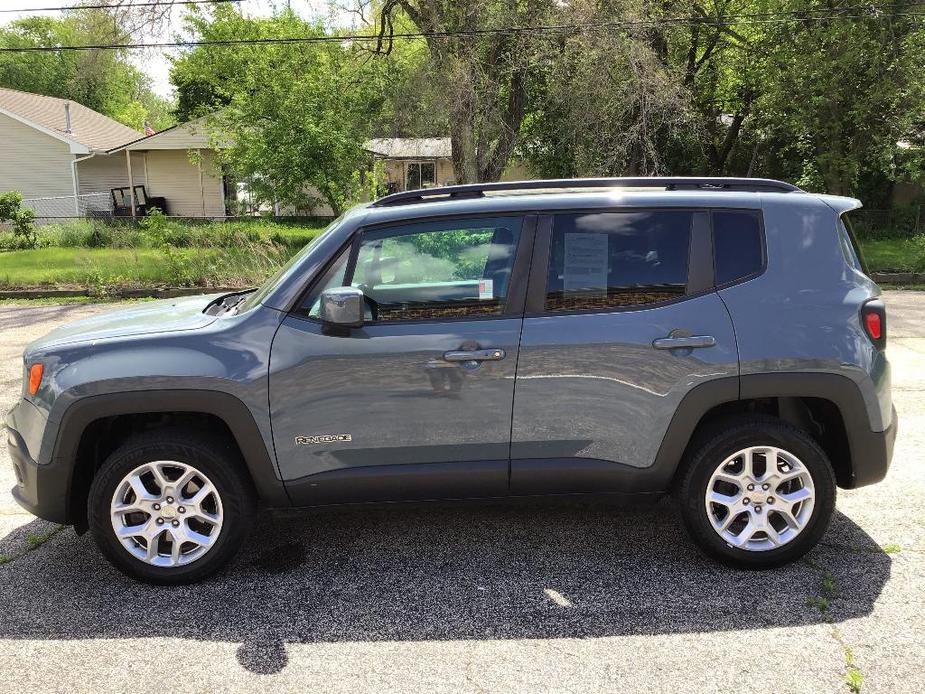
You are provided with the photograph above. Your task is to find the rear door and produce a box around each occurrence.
[270,214,534,505]
[510,208,739,494]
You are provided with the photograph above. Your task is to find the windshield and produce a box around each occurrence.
[238,216,344,313]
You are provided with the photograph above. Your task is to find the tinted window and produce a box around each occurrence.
[838,212,870,276]
[545,211,692,312]
[713,211,763,285]
[312,217,522,322]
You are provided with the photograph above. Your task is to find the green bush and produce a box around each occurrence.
[852,205,923,240]
[912,235,925,272]
[30,217,327,252]
[0,191,37,249]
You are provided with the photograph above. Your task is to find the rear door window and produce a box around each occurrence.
[545,210,692,312]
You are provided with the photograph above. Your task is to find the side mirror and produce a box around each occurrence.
[319,286,365,330]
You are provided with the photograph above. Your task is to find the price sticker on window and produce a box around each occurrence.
[479,279,494,300]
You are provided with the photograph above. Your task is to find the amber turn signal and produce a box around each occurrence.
[28,363,44,396]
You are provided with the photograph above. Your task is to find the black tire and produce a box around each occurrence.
[88,428,257,585]
[678,416,836,569]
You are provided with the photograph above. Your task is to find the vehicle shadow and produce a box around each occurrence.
[0,501,890,675]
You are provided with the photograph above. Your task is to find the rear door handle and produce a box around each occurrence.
[443,348,506,362]
[652,335,716,350]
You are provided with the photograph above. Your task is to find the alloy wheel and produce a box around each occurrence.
[109,460,224,567]
[704,446,816,551]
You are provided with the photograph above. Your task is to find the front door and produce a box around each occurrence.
[510,209,740,494]
[270,214,533,505]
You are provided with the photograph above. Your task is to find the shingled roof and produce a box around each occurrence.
[365,137,452,159]
[0,87,141,152]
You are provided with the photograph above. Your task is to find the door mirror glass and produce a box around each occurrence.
[319,286,365,328]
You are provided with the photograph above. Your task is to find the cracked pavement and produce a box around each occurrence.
[0,292,923,693]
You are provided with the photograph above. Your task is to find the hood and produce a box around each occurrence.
[27,294,224,352]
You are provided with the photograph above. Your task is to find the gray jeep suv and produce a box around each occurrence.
[5,178,897,584]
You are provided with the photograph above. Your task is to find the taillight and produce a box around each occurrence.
[861,299,886,350]
[865,312,881,340]
[27,362,44,396]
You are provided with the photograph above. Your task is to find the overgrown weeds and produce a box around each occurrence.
[1,215,326,253]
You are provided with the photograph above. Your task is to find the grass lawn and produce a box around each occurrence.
[0,248,176,287]
[0,246,301,289]
[859,238,920,272]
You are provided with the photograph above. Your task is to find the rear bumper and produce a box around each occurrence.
[5,418,72,524]
[846,405,897,489]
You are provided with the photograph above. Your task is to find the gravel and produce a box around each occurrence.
[0,292,922,693]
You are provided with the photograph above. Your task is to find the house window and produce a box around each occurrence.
[406,161,436,190]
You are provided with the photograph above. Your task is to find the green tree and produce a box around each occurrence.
[755,2,925,195]
[0,11,172,130]
[172,7,404,213]
[376,0,558,183]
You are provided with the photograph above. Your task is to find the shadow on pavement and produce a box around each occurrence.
[0,500,890,675]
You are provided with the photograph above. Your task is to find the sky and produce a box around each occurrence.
[0,0,356,97]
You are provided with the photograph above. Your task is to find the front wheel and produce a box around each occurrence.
[678,417,836,569]
[88,429,256,584]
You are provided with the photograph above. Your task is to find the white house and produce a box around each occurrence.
[0,86,144,217]
[0,87,229,219]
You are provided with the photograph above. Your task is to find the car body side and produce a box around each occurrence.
[5,189,896,529]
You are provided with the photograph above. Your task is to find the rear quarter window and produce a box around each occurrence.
[838,212,870,276]
[713,210,764,286]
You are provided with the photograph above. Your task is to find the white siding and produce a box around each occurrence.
[0,112,74,198]
[124,120,213,151]
[436,158,454,185]
[500,160,535,181]
[76,152,146,195]
[145,148,225,217]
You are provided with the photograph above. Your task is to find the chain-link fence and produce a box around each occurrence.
[851,206,923,239]
[21,193,112,223]
[13,192,924,239]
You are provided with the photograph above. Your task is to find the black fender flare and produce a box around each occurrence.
[52,390,291,522]
[653,372,892,490]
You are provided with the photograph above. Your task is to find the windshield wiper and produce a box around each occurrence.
[204,290,254,316]
[222,294,250,315]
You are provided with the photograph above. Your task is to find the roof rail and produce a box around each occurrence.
[370,177,802,207]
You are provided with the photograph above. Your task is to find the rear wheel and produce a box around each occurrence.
[678,417,836,568]
[88,429,256,584]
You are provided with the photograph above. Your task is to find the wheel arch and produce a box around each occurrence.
[53,390,290,530]
[656,373,886,491]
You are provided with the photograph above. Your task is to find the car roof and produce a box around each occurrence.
[355,185,856,227]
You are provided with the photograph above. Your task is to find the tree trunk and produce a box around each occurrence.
[707,111,746,174]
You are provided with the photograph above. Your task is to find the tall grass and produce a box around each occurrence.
[0,217,326,252]
[0,217,329,290]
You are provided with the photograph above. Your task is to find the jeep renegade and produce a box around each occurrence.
[5,178,897,584]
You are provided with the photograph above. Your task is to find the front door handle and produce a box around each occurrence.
[443,348,506,362]
[652,335,716,350]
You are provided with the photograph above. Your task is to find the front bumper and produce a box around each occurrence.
[847,405,898,489]
[6,419,72,524]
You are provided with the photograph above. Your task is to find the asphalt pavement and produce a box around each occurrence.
[0,292,922,693]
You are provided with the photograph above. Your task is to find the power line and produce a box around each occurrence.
[0,0,240,13]
[0,6,922,52]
